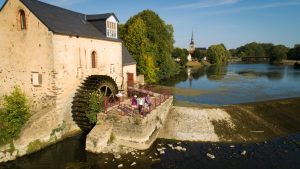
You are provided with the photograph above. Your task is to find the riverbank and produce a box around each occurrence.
[160,97,300,143]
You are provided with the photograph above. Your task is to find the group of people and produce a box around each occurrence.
[131,94,152,115]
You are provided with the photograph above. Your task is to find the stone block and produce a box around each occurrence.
[86,123,113,153]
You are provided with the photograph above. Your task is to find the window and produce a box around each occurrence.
[91,51,97,68]
[31,72,42,86]
[110,64,115,74]
[19,10,26,30]
[106,21,117,38]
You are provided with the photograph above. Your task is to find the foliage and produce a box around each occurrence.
[288,44,300,60]
[207,44,230,65]
[143,55,159,83]
[237,42,266,58]
[86,91,104,124]
[193,48,203,61]
[172,47,188,66]
[0,86,31,146]
[269,45,288,63]
[235,42,289,63]
[121,10,178,81]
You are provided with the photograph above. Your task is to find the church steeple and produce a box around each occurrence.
[189,31,195,53]
[190,31,194,45]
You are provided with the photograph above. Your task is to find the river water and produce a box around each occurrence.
[1,64,300,169]
[161,64,300,105]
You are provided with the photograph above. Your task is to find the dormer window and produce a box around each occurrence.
[19,10,27,30]
[106,21,117,39]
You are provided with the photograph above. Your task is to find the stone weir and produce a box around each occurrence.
[86,96,173,154]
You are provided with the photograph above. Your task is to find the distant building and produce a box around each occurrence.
[187,32,195,61]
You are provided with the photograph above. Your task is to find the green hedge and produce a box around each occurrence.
[0,86,31,146]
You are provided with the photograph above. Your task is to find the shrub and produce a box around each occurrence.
[86,91,104,124]
[0,86,31,146]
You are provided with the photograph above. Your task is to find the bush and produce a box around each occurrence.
[86,91,104,124]
[0,86,31,146]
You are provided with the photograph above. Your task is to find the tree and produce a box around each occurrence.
[207,44,230,65]
[269,45,288,63]
[143,55,159,83]
[193,48,202,60]
[288,44,300,60]
[122,17,157,78]
[172,47,188,66]
[121,10,178,81]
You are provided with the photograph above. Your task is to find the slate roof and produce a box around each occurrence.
[87,13,119,22]
[20,0,121,42]
[122,44,136,66]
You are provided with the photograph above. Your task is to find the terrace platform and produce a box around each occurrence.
[86,87,173,154]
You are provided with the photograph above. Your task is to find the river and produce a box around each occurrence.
[160,64,300,105]
[1,64,300,169]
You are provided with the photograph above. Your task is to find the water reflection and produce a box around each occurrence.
[160,64,300,105]
[206,66,228,80]
[236,70,283,81]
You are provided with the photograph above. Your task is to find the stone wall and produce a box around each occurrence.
[86,96,173,153]
[0,0,55,110]
[0,0,136,163]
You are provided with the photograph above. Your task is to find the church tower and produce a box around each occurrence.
[187,32,195,61]
[189,32,195,53]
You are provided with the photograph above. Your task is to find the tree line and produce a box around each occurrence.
[230,42,300,63]
[171,44,230,65]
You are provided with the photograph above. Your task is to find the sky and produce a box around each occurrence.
[1,0,300,49]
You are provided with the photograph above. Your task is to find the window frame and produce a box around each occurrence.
[19,10,27,30]
[91,51,97,68]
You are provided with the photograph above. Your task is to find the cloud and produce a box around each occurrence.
[249,0,300,10]
[196,0,300,16]
[167,0,240,10]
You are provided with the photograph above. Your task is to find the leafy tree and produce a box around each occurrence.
[269,45,288,63]
[143,55,159,83]
[193,48,202,60]
[122,17,156,78]
[288,44,300,60]
[121,10,177,81]
[207,44,230,65]
[118,23,126,40]
[0,86,31,145]
[172,48,188,66]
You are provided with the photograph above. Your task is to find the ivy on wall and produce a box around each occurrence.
[0,86,31,146]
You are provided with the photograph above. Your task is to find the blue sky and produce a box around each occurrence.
[1,0,300,49]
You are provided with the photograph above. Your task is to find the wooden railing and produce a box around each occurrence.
[104,86,171,117]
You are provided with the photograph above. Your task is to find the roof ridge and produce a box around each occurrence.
[21,0,86,16]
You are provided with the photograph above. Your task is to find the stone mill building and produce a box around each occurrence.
[0,0,137,159]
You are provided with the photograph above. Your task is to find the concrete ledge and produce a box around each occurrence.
[86,123,113,154]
